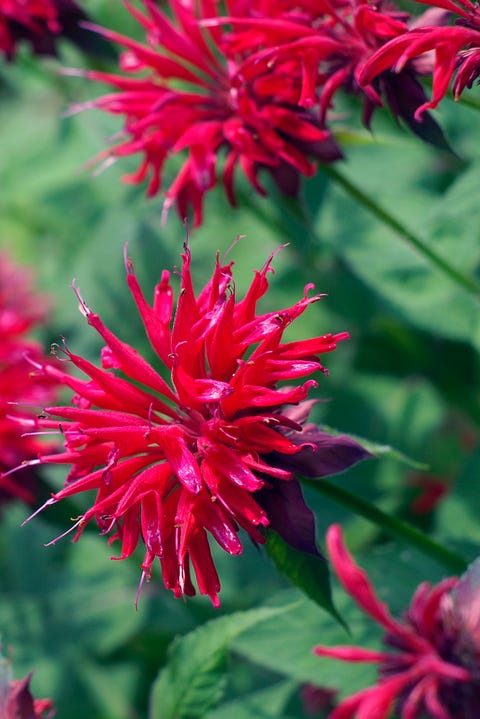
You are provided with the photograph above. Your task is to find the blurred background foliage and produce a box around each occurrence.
[1,1,480,717]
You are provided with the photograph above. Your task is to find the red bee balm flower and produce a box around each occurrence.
[70,0,341,226]
[0,253,59,507]
[24,246,368,606]
[314,525,480,719]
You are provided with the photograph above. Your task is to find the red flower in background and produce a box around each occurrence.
[408,473,449,515]
[70,0,452,222]
[0,651,55,719]
[0,253,59,507]
[2,674,55,719]
[360,0,480,117]
[70,0,341,227]
[314,525,480,719]
[0,0,108,61]
[23,245,369,606]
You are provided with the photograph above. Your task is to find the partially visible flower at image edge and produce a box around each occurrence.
[360,0,480,118]
[19,244,370,606]
[0,0,92,60]
[314,524,480,719]
[0,252,59,509]
[0,650,55,719]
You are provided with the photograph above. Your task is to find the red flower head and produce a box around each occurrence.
[360,0,480,118]
[209,0,445,144]
[314,524,480,719]
[0,253,59,507]
[0,0,102,61]
[0,653,55,719]
[69,0,342,227]
[22,245,369,606]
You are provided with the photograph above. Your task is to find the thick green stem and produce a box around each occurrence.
[304,476,469,574]
[322,165,480,300]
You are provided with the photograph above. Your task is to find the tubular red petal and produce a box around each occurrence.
[326,524,404,634]
[314,646,392,662]
[161,429,202,494]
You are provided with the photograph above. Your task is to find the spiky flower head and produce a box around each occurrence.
[69,0,342,227]
[22,245,368,606]
[0,252,59,507]
[315,524,480,719]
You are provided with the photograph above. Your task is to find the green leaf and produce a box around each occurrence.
[207,680,297,719]
[265,531,346,629]
[232,590,376,699]
[436,448,480,559]
[318,153,480,344]
[0,505,192,719]
[149,604,296,719]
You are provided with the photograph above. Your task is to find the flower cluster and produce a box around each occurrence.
[71,0,453,226]
[315,524,480,719]
[23,246,369,606]
[0,253,59,508]
[0,0,95,61]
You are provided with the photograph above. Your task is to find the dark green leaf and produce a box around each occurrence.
[149,604,296,719]
[207,680,297,719]
[265,530,345,629]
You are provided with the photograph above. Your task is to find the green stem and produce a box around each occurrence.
[322,165,480,300]
[304,476,469,574]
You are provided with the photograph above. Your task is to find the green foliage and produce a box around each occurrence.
[265,531,345,627]
[149,605,295,719]
[206,680,298,719]
[436,448,480,559]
